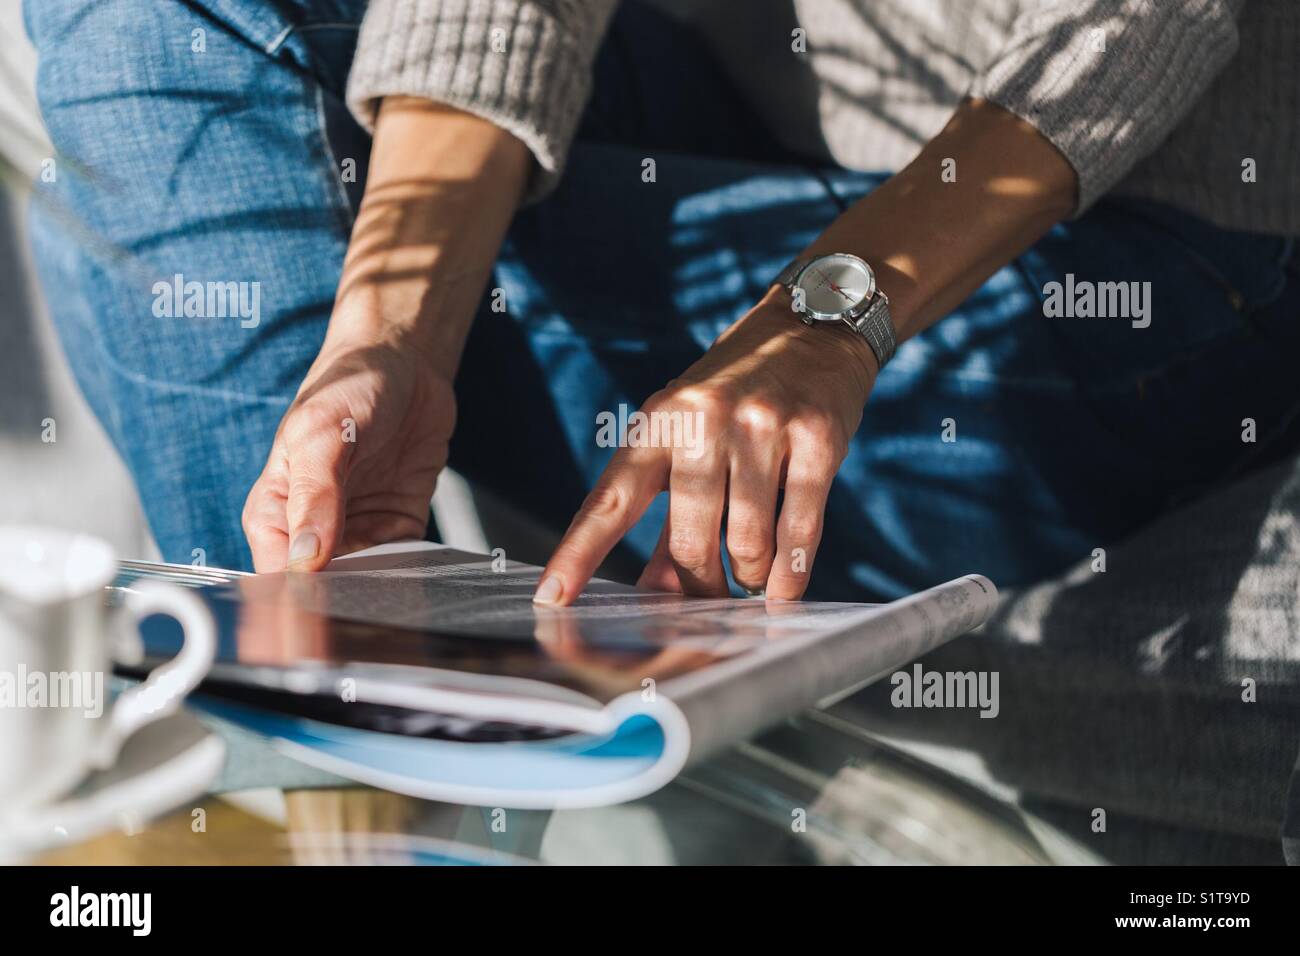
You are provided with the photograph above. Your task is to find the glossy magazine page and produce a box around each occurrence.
[112,542,997,808]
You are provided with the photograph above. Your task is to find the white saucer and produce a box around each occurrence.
[0,706,226,861]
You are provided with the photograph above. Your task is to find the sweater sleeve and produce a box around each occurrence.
[969,0,1244,215]
[346,0,618,203]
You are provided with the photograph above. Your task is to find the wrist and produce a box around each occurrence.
[325,274,470,382]
[755,289,879,397]
[319,97,529,381]
[759,283,878,385]
[326,186,500,382]
[822,316,881,388]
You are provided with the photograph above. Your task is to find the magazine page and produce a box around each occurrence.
[175,542,908,708]
[117,542,997,808]
[657,573,997,763]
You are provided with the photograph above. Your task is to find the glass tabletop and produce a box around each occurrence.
[33,708,1100,866]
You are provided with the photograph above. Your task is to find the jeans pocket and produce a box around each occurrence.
[1111,197,1295,321]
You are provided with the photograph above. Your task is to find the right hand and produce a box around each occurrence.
[241,334,455,572]
[238,99,527,572]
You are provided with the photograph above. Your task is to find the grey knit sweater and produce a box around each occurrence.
[346,0,1300,236]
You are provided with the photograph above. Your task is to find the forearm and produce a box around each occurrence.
[780,98,1077,361]
[325,96,531,379]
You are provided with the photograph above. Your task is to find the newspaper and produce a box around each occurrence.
[117,541,997,808]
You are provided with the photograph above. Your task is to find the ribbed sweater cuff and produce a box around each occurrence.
[347,0,611,203]
[971,0,1242,216]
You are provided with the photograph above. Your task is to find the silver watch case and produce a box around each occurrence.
[777,254,896,368]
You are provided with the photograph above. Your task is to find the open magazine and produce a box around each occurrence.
[110,542,997,808]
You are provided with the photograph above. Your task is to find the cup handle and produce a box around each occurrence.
[90,580,217,769]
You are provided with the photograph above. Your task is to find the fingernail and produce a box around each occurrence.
[287,531,320,568]
[533,574,563,606]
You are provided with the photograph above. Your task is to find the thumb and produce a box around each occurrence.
[284,420,350,571]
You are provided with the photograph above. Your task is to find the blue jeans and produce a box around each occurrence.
[26,0,1300,603]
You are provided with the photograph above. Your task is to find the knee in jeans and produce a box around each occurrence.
[28,0,243,158]
[29,0,170,92]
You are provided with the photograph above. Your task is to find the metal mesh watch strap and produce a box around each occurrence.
[847,292,896,369]
[775,257,807,290]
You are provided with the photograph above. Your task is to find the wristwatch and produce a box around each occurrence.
[775,253,896,369]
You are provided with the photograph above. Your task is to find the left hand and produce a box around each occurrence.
[534,290,877,605]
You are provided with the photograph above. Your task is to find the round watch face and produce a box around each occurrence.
[795,254,875,320]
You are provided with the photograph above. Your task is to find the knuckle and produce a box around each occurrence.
[578,482,626,521]
[642,389,673,413]
[240,497,257,533]
[241,481,273,532]
[290,476,338,506]
[783,513,823,548]
[281,418,312,451]
[727,528,774,566]
[794,424,849,468]
[672,384,727,418]
[668,528,714,573]
[670,447,719,478]
[294,472,334,494]
[733,399,784,438]
[790,411,840,446]
[282,403,340,449]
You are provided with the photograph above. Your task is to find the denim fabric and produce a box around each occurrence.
[24,0,1299,592]
[25,0,1300,862]
[28,0,1300,598]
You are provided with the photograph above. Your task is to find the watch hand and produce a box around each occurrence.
[813,269,839,291]
[814,268,856,301]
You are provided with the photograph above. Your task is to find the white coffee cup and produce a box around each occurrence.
[0,526,215,816]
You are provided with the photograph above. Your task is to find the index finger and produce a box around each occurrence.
[534,449,667,606]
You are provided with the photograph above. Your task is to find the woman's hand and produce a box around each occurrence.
[240,97,529,571]
[535,98,1077,605]
[534,290,877,605]
[242,333,455,572]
